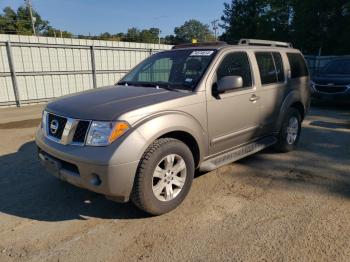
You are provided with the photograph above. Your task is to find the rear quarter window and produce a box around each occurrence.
[287,53,309,78]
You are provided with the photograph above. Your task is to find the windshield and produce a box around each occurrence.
[322,60,350,75]
[118,49,217,91]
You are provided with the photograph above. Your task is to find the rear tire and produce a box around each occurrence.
[131,138,194,216]
[274,108,302,153]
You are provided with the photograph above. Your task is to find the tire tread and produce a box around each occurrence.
[274,108,301,153]
[131,138,183,213]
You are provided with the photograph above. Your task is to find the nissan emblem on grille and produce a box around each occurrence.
[50,119,59,134]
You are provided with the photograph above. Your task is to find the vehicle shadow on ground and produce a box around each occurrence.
[232,104,350,200]
[0,141,150,221]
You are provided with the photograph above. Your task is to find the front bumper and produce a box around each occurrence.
[35,128,139,202]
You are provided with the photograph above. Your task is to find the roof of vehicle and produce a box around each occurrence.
[171,39,299,52]
[172,41,228,50]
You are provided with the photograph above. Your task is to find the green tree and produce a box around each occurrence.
[42,26,72,38]
[124,27,160,43]
[291,0,350,55]
[0,7,20,34]
[126,27,141,42]
[164,34,176,45]
[0,5,73,37]
[140,28,160,43]
[0,6,49,34]
[16,5,49,34]
[174,19,215,44]
[264,0,293,41]
[220,0,350,55]
[220,0,270,43]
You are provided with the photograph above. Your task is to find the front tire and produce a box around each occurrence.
[131,138,194,215]
[274,108,302,153]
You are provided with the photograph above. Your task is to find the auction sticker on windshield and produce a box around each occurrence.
[190,51,214,56]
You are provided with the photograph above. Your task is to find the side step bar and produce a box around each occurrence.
[199,136,277,172]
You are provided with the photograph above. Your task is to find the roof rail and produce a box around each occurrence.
[172,41,228,50]
[239,39,293,48]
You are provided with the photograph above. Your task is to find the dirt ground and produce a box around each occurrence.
[0,104,349,262]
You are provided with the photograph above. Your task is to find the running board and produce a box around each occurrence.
[199,136,277,172]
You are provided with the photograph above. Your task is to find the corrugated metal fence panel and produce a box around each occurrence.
[0,34,172,106]
[0,43,14,103]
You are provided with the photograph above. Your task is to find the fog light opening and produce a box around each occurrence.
[90,174,102,186]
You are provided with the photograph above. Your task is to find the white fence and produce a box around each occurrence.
[0,34,172,107]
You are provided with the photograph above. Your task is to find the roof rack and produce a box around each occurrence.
[172,41,228,50]
[238,39,293,48]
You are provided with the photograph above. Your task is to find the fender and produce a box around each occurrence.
[109,111,208,165]
[273,90,303,133]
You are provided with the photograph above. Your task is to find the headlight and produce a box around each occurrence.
[86,121,130,146]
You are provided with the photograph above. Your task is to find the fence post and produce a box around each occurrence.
[90,45,97,89]
[6,40,21,107]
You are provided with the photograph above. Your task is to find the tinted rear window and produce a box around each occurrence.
[287,53,309,78]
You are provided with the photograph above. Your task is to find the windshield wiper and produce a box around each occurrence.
[152,82,179,92]
[117,81,178,92]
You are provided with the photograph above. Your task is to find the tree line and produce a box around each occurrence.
[0,6,72,37]
[1,1,349,55]
[221,0,350,55]
[0,5,214,45]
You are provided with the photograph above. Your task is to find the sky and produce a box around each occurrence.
[0,0,226,36]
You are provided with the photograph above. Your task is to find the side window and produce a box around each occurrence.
[255,52,277,85]
[272,52,285,82]
[287,53,309,78]
[216,52,252,88]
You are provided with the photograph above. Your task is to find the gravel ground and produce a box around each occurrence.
[0,104,349,262]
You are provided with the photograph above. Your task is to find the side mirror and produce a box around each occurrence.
[217,76,243,94]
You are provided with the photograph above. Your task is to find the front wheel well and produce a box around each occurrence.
[159,131,200,168]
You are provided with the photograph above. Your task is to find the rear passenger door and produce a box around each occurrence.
[254,52,287,134]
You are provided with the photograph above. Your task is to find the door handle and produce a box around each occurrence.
[249,94,260,102]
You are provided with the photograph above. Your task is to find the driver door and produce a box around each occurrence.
[207,51,261,155]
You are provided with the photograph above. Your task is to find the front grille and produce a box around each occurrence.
[45,112,90,145]
[48,113,67,139]
[315,85,347,94]
[73,121,90,143]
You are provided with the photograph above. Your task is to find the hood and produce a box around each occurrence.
[46,85,190,121]
[313,74,350,86]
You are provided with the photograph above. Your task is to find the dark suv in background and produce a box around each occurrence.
[311,59,350,103]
